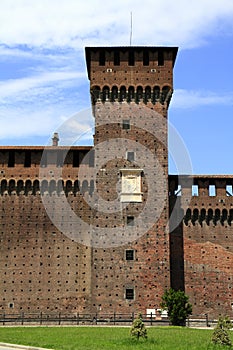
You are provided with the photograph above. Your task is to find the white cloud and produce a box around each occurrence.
[171,89,233,109]
[0,0,233,49]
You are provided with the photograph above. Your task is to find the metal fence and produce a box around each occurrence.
[0,312,217,327]
[0,312,170,326]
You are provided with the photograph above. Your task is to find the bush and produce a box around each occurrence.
[212,316,232,347]
[161,288,192,326]
[130,313,148,340]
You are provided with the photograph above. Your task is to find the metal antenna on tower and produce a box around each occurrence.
[130,11,133,46]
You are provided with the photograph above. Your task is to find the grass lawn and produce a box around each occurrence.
[0,326,230,350]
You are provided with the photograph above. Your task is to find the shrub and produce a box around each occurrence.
[161,288,192,326]
[212,316,232,347]
[130,313,148,340]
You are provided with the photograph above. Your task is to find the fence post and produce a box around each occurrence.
[21,311,24,326]
[187,316,190,327]
[132,312,134,321]
[150,312,153,326]
[58,312,61,326]
[113,312,116,325]
[40,311,43,325]
[3,312,5,326]
[205,313,209,327]
[77,313,79,325]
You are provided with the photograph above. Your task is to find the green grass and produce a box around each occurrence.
[0,326,231,350]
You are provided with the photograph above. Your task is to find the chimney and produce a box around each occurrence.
[52,132,59,146]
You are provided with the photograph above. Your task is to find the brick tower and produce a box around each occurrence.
[85,46,178,315]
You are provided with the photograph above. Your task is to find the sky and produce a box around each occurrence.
[0,0,233,175]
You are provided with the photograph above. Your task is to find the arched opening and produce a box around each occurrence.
[128,86,135,102]
[89,180,94,195]
[102,86,110,101]
[74,180,80,195]
[81,180,88,194]
[120,86,126,101]
[65,180,73,195]
[49,180,56,195]
[229,209,233,225]
[191,208,199,225]
[41,180,48,195]
[57,179,64,194]
[9,179,16,194]
[25,179,32,195]
[136,86,143,102]
[111,86,118,101]
[145,86,151,102]
[207,209,213,225]
[221,209,228,225]
[184,208,191,226]
[153,86,160,103]
[161,86,171,104]
[199,208,206,226]
[33,180,40,194]
[214,209,221,225]
[91,86,100,103]
[0,180,7,195]
[17,180,24,194]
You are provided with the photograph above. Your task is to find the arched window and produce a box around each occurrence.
[74,180,80,195]
[49,180,56,195]
[192,208,199,225]
[0,180,7,195]
[102,86,110,101]
[9,179,16,194]
[145,86,151,102]
[120,86,126,101]
[214,209,221,225]
[199,209,206,225]
[221,209,228,225]
[65,180,73,195]
[153,86,160,103]
[184,208,191,226]
[89,180,94,195]
[111,86,118,101]
[92,86,100,102]
[136,86,143,102]
[207,209,213,225]
[81,180,88,194]
[17,180,24,195]
[25,179,32,195]
[57,179,64,194]
[33,180,39,194]
[41,180,48,195]
[161,86,170,104]
[128,86,134,102]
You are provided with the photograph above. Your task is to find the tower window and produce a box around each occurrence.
[114,50,120,65]
[8,151,15,167]
[158,50,164,66]
[24,151,31,167]
[127,151,135,162]
[99,51,105,66]
[128,50,135,66]
[125,249,134,261]
[125,288,134,300]
[143,50,149,66]
[127,216,134,226]
[122,120,130,130]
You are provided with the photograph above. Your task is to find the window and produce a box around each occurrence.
[125,288,134,300]
[24,151,31,167]
[8,151,15,167]
[125,249,134,261]
[127,216,134,226]
[122,120,130,130]
[99,51,105,66]
[114,50,120,65]
[127,151,134,162]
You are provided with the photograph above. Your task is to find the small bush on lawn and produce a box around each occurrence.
[130,313,148,341]
[212,316,232,347]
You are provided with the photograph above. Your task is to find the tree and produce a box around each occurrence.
[161,288,192,326]
[212,316,232,347]
[130,313,148,340]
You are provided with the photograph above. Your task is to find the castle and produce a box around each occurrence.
[0,46,233,319]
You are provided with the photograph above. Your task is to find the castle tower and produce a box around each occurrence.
[85,46,178,315]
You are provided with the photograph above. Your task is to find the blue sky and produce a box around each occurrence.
[0,0,233,174]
